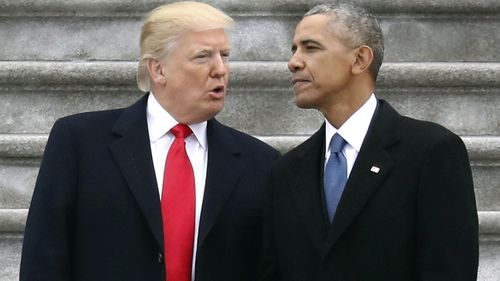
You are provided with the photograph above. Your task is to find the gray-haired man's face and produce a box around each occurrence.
[288,14,358,110]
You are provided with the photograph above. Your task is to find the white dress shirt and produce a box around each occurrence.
[146,92,207,280]
[325,93,378,177]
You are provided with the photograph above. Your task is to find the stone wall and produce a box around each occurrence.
[0,0,499,280]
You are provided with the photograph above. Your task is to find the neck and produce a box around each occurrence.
[321,78,374,129]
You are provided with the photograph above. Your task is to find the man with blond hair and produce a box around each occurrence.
[20,2,279,281]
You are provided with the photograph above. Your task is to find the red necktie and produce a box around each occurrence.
[162,124,195,281]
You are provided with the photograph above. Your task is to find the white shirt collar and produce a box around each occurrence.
[325,93,377,153]
[146,92,208,150]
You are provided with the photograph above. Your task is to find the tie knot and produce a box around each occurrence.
[170,124,192,139]
[330,134,346,153]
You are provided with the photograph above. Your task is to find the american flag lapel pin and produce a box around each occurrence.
[370,166,380,174]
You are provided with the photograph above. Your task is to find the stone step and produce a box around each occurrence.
[1,214,499,281]
[2,134,499,162]
[0,235,22,281]
[1,0,500,16]
[1,61,499,136]
[0,1,499,62]
[1,134,499,211]
[3,61,499,88]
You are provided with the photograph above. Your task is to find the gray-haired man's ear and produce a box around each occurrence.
[351,45,374,76]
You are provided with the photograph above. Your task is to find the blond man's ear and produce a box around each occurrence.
[146,58,167,86]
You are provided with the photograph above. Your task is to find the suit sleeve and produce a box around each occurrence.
[416,132,479,280]
[20,119,78,281]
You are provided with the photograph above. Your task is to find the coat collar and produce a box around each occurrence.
[289,123,329,254]
[197,119,244,247]
[108,95,247,251]
[323,99,400,253]
[108,94,164,249]
[289,99,401,255]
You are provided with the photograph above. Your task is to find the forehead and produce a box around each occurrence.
[293,14,333,42]
[176,28,230,49]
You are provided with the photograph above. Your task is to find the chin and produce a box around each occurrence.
[211,101,224,114]
[294,97,314,109]
[200,106,224,122]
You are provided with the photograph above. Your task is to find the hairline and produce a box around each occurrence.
[302,3,384,81]
[137,2,233,92]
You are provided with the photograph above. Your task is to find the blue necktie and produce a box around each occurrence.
[324,133,348,222]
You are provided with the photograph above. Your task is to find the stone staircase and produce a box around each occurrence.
[0,0,499,280]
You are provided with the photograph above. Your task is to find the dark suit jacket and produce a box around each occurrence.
[261,99,478,281]
[20,94,280,281]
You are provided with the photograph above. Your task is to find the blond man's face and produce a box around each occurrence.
[157,28,230,124]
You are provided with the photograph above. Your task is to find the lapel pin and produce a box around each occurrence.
[370,166,380,173]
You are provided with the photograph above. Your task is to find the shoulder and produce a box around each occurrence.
[208,119,280,158]
[376,99,465,151]
[52,93,148,135]
[398,115,465,150]
[52,108,123,136]
[209,119,279,157]
[273,126,324,172]
[56,108,122,128]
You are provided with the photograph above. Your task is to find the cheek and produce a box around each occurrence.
[308,57,333,82]
[310,67,334,90]
[170,63,206,81]
[320,59,350,80]
[187,67,213,86]
[169,72,204,92]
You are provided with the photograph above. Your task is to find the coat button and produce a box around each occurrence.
[158,252,163,263]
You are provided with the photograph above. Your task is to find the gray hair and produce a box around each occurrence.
[305,2,384,81]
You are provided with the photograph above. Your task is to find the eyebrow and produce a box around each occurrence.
[193,46,231,53]
[291,39,322,52]
[301,39,322,46]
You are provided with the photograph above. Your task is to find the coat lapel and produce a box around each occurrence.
[197,119,244,247]
[324,100,400,253]
[108,94,164,249]
[289,125,329,254]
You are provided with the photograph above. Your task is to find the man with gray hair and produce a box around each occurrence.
[261,2,478,280]
[20,2,279,281]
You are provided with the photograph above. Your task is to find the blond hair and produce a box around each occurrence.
[137,1,234,92]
